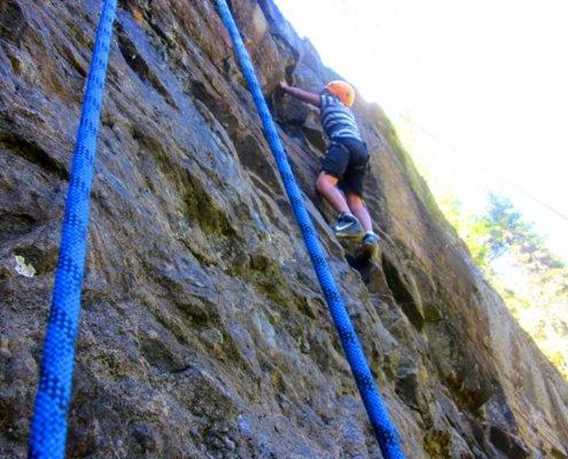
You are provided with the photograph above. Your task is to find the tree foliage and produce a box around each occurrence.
[440,193,568,379]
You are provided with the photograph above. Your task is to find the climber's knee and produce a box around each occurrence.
[316,172,338,194]
[346,192,364,209]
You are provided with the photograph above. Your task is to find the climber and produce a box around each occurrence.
[279,79,380,255]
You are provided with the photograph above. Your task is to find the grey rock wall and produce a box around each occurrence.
[1,1,567,457]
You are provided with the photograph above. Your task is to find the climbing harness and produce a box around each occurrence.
[28,1,117,458]
[214,1,406,457]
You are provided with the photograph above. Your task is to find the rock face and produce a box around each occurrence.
[1,1,567,457]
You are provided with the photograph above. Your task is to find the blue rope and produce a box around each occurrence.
[28,1,117,458]
[214,1,405,457]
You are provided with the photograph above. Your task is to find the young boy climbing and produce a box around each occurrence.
[279,80,380,254]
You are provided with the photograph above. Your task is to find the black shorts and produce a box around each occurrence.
[321,138,369,197]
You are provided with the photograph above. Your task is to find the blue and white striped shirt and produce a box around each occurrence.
[320,95,362,142]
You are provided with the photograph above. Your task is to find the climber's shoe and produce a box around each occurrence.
[359,231,380,258]
[333,212,364,238]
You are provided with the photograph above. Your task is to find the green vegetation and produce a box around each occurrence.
[392,116,568,380]
[439,193,568,379]
[386,113,567,379]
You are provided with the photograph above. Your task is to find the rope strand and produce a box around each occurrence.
[28,2,117,457]
[214,1,406,457]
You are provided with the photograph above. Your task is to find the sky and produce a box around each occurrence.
[274,0,568,261]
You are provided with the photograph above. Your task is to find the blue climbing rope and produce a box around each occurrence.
[215,1,405,457]
[28,1,117,458]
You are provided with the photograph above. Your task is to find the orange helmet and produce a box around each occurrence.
[325,80,356,107]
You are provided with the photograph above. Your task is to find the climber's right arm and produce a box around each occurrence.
[279,81,321,108]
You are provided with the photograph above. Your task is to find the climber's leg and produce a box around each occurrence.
[316,172,363,237]
[316,172,349,214]
[340,139,380,254]
[318,141,365,238]
[346,193,372,233]
[346,192,380,253]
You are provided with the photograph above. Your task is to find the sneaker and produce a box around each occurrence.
[360,231,380,257]
[333,213,364,238]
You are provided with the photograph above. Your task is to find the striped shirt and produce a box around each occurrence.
[320,94,362,142]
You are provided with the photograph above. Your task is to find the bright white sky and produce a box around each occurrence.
[274,0,568,261]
